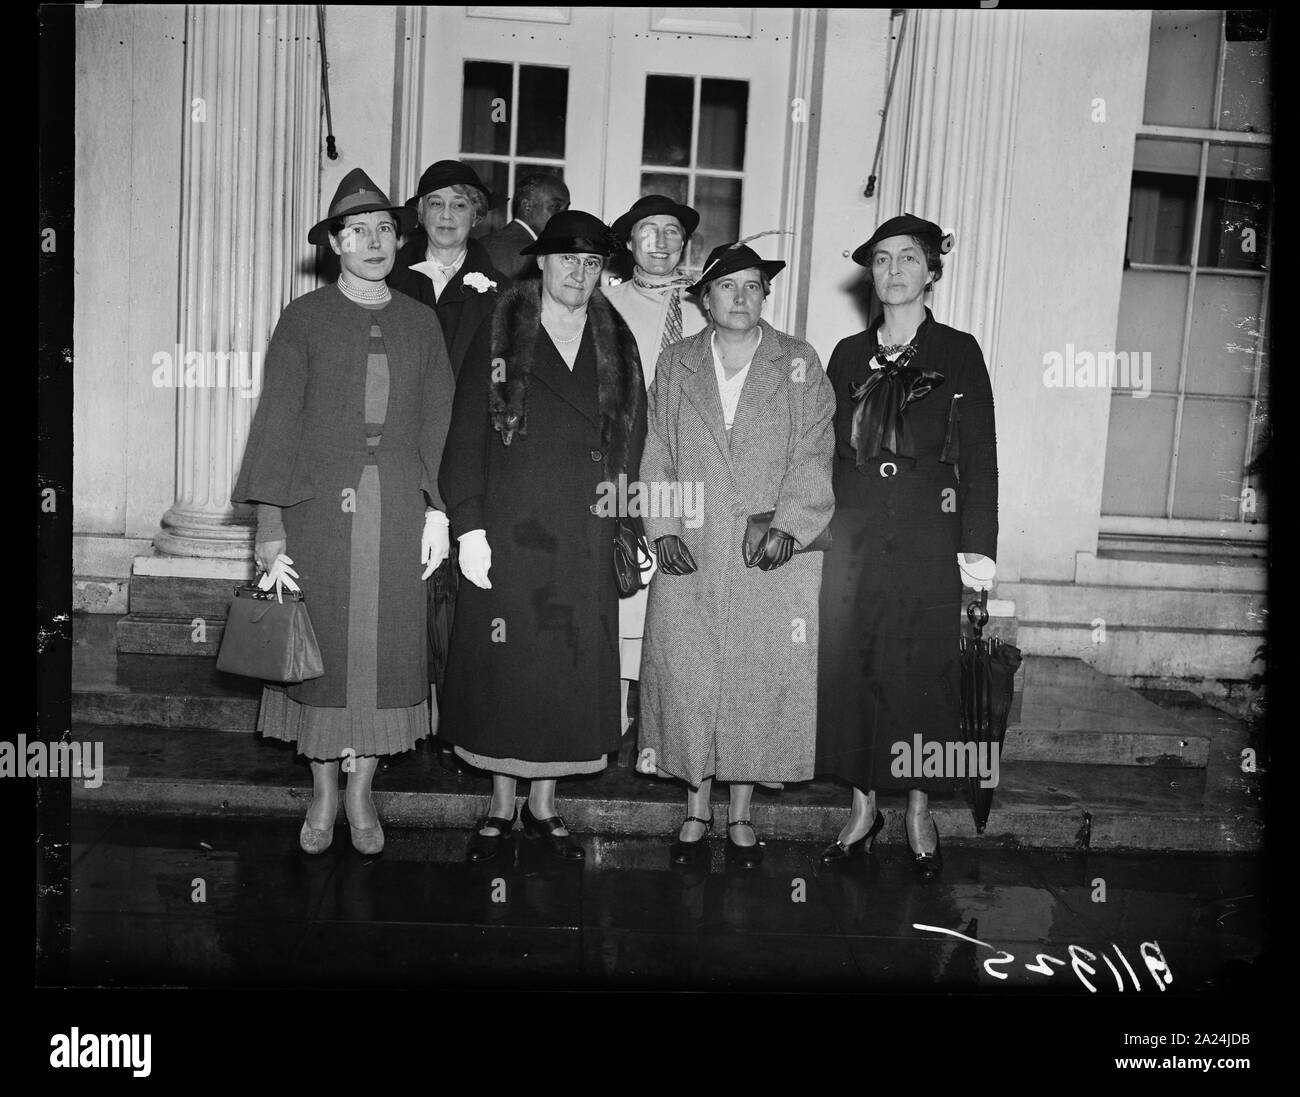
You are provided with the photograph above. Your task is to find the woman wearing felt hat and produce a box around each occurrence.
[438,210,646,863]
[386,159,513,776]
[637,239,836,868]
[232,168,457,855]
[603,195,710,759]
[814,213,999,875]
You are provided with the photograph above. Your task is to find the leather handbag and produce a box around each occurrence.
[216,583,325,683]
[742,510,832,567]
[613,517,654,597]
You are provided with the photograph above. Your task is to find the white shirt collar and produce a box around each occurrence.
[513,218,538,241]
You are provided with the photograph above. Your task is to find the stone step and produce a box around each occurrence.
[1074,550,1265,592]
[1017,623,1259,683]
[66,724,1262,854]
[999,580,1264,632]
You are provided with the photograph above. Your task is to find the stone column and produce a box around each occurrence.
[877,7,1025,359]
[152,3,321,562]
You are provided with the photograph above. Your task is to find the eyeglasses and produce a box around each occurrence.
[556,254,604,274]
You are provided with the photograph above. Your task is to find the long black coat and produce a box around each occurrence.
[815,307,997,791]
[388,233,511,377]
[438,282,645,762]
[232,285,455,707]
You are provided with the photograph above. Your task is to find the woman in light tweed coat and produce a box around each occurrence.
[638,242,835,868]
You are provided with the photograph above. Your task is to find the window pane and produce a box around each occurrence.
[1198,176,1270,271]
[640,172,689,205]
[1143,11,1219,128]
[690,175,742,270]
[1171,398,1250,520]
[698,78,748,171]
[463,158,510,237]
[643,75,693,167]
[1127,171,1196,265]
[462,61,512,156]
[1186,275,1263,398]
[1220,16,1271,133]
[1100,394,1176,516]
[1116,271,1187,394]
[517,66,568,159]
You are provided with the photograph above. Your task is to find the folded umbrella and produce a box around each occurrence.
[959,588,1022,833]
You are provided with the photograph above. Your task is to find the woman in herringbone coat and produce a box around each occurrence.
[638,242,836,868]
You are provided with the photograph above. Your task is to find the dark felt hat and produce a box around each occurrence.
[687,243,786,296]
[308,168,416,246]
[851,212,955,266]
[405,159,496,208]
[519,210,621,256]
[609,194,701,243]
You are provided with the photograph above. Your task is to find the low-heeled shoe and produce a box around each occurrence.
[521,802,584,861]
[467,809,517,863]
[819,808,885,864]
[725,820,763,868]
[670,814,713,864]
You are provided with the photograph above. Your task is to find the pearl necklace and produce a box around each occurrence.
[544,323,582,345]
[338,268,391,304]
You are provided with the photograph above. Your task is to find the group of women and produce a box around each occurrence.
[232,160,998,874]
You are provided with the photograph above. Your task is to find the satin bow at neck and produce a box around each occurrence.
[849,345,945,466]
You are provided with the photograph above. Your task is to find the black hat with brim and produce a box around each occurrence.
[610,194,701,243]
[687,243,786,296]
[850,213,954,266]
[405,159,498,209]
[308,168,417,246]
[520,209,620,256]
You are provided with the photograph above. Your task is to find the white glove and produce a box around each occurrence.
[458,529,492,589]
[422,510,450,579]
[958,552,996,592]
[257,553,301,604]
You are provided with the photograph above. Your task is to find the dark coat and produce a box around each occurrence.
[480,219,539,283]
[438,282,646,762]
[638,321,836,785]
[232,284,455,707]
[388,234,511,377]
[815,307,998,790]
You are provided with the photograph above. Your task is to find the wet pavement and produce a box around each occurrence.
[71,810,1264,992]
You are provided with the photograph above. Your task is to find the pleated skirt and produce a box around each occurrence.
[258,462,430,761]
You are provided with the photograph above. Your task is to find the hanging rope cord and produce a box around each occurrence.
[317,6,338,159]
[865,10,909,198]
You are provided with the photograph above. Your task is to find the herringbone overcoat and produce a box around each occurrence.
[638,320,836,786]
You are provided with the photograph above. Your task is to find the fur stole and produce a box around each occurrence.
[487,281,644,481]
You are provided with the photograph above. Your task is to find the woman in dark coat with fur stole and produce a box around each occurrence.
[439,210,645,863]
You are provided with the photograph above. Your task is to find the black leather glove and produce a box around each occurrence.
[654,535,698,575]
[757,528,795,572]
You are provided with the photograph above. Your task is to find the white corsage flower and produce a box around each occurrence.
[463,272,497,294]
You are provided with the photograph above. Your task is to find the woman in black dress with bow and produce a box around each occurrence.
[815,214,998,874]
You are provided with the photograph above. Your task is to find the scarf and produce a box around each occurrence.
[632,270,695,353]
[848,343,944,466]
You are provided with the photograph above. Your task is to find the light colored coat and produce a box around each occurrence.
[605,278,709,676]
[638,320,836,785]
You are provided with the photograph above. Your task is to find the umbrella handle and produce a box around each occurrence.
[967,588,990,634]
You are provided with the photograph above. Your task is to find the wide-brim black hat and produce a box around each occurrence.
[687,243,786,296]
[308,168,417,246]
[610,194,701,243]
[520,210,620,256]
[405,159,498,209]
[851,212,955,266]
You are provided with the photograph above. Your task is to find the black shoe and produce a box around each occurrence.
[820,807,885,864]
[905,811,943,876]
[725,820,763,868]
[670,814,713,865]
[521,802,585,862]
[466,808,517,863]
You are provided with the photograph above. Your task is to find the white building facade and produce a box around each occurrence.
[72,6,1269,700]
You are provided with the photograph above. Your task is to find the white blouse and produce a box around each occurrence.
[711,331,757,431]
